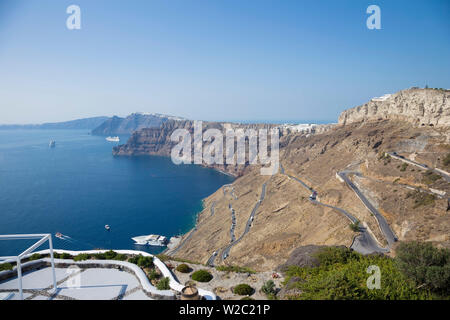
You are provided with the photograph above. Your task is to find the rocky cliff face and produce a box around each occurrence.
[112,120,279,176]
[92,113,185,135]
[338,88,450,127]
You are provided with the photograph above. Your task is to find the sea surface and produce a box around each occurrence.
[0,130,233,256]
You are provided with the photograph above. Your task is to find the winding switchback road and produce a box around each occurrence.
[280,164,388,254]
[219,182,267,262]
[337,171,397,247]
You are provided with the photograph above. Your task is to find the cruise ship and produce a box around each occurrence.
[105,136,120,142]
[132,234,168,246]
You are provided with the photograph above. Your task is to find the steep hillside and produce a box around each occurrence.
[171,119,449,271]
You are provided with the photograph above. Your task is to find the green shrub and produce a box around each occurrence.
[93,253,106,260]
[240,296,254,300]
[129,255,154,268]
[314,247,360,267]
[400,163,408,172]
[443,153,450,168]
[0,263,13,271]
[113,253,127,261]
[176,263,191,273]
[29,253,43,261]
[396,241,450,295]
[104,250,118,260]
[261,280,276,295]
[191,269,213,282]
[53,252,73,259]
[74,253,91,261]
[148,269,160,281]
[349,220,360,232]
[283,247,433,300]
[156,277,170,290]
[234,284,254,296]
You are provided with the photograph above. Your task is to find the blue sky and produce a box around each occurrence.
[0,0,449,124]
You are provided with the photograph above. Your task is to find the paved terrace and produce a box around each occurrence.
[0,249,217,300]
[0,266,152,300]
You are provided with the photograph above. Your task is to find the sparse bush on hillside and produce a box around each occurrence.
[216,265,256,274]
[422,170,442,185]
[443,153,450,168]
[191,269,213,282]
[400,163,408,172]
[406,190,436,208]
[349,220,360,232]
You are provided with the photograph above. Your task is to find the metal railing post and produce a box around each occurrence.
[48,235,57,293]
[16,257,23,300]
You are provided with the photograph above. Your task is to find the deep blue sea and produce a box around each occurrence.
[0,130,233,256]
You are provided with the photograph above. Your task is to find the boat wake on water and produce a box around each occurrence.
[55,232,97,250]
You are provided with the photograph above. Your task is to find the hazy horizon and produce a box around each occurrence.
[1,0,449,124]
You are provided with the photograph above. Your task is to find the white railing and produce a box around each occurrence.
[0,234,57,300]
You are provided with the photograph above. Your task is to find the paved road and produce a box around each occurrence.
[280,164,388,254]
[218,182,267,263]
[338,171,397,247]
[387,152,450,183]
[210,201,216,217]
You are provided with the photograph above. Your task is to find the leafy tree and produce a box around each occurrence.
[395,241,450,295]
[283,247,433,300]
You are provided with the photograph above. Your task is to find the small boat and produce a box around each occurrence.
[105,136,120,142]
[132,234,168,246]
[49,140,56,148]
[105,225,111,231]
[55,232,63,239]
